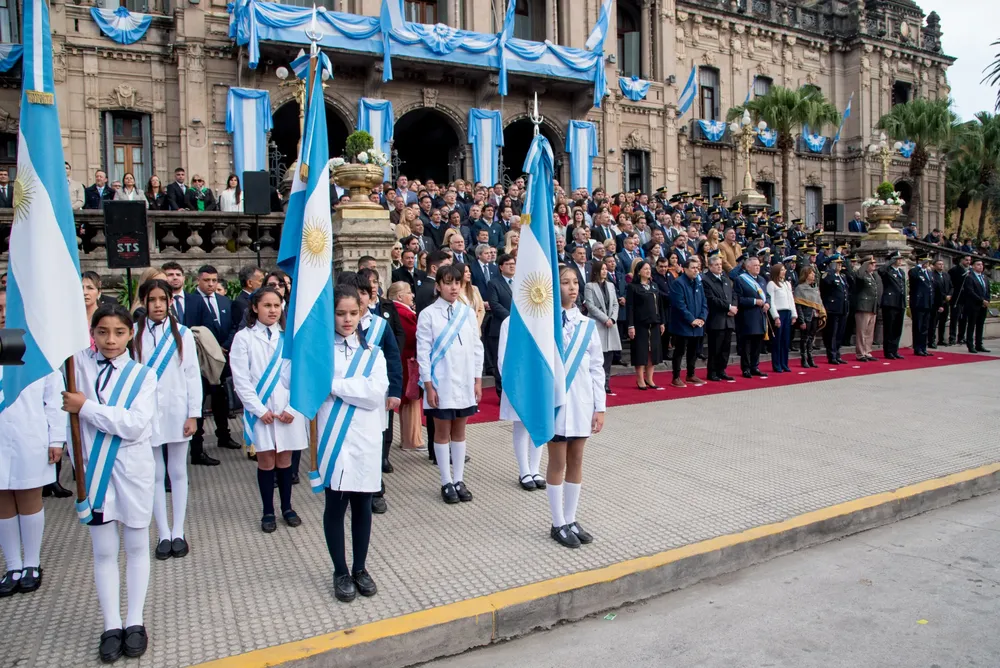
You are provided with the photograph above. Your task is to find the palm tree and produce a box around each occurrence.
[983,39,1000,112]
[945,153,980,239]
[876,98,956,230]
[959,112,1000,241]
[728,86,840,219]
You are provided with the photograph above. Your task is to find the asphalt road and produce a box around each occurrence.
[427,492,1000,668]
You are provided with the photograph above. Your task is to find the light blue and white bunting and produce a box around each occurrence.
[899,140,915,158]
[468,109,503,187]
[3,0,90,408]
[502,134,566,447]
[277,52,335,421]
[698,119,727,142]
[379,0,404,82]
[357,97,394,181]
[566,120,598,193]
[619,75,651,101]
[291,47,333,80]
[832,91,852,145]
[0,44,22,73]
[497,0,517,96]
[226,87,272,185]
[802,126,827,153]
[677,64,697,117]
[89,5,152,45]
[757,127,777,148]
[585,0,613,51]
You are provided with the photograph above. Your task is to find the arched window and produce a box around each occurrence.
[617,2,640,78]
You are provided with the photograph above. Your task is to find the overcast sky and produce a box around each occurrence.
[916,0,996,120]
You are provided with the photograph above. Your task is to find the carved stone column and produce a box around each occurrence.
[641,0,653,79]
[545,0,555,42]
[332,206,395,287]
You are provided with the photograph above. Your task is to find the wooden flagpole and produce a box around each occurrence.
[64,356,87,503]
[304,17,321,485]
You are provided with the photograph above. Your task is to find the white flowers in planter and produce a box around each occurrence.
[862,192,906,208]
[329,157,346,169]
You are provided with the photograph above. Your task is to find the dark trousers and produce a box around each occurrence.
[911,308,931,353]
[373,412,394,499]
[671,335,699,379]
[487,335,501,395]
[949,302,966,342]
[740,334,762,372]
[930,305,947,345]
[964,305,986,350]
[707,328,733,377]
[799,319,818,358]
[826,313,847,360]
[323,490,373,576]
[192,375,231,458]
[481,316,494,375]
[602,351,613,391]
[882,306,904,356]
[772,310,792,370]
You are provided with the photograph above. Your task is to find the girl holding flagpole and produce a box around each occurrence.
[62,303,158,663]
[133,279,201,560]
[416,264,484,505]
[547,266,606,549]
[230,287,306,534]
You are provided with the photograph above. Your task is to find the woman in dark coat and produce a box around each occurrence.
[626,261,667,391]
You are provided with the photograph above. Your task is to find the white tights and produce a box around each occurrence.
[512,421,543,479]
[89,522,150,631]
[153,442,190,542]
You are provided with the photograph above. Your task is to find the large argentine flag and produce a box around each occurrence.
[379,0,405,82]
[3,0,89,406]
[501,134,566,447]
[276,53,335,420]
[585,0,613,51]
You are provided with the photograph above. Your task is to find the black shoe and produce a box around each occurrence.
[122,625,148,658]
[751,369,767,378]
[550,525,581,548]
[636,383,648,391]
[216,437,241,450]
[465,455,471,463]
[334,574,357,603]
[154,539,173,561]
[977,347,991,353]
[569,522,593,544]
[99,629,124,664]
[18,567,41,593]
[720,373,734,381]
[291,473,299,485]
[353,569,378,597]
[928,343,938,349]
[957,339,965,345]
[836,358,847,365]
[894,353,905,359]
[532,474,547,490]
[519,475,536,491]
[371,496,388,514]
[282,510,302,527]
[261,514,277,533]
[50,481,73,498]
[381,459,394,474]
[742,370,752,379]
[441,483,459,504]
[164,479,171,494]
[454,481,473,502]
[171,537,189,558]
[947,339,956,346]
[0,570,20,597]
[248,452,257,461]
[192,454,220,466]
[706,374,721,382]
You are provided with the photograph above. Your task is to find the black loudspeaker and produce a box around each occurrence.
[823,203,845,233]
[242,171,271,215]
[103,200,150,269]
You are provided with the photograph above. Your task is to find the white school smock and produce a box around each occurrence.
[496,317,519,422]
[0,371,66,490]
[416,297,484,411]
[360,311,391,430]
[554,307,607,439]
[318,333,389,493]
[230,322,307,453]
[135,320,203,445]
[72,349,158,528]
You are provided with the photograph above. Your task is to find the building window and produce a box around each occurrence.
[700,177,723,200]
[892,81,912,107]
[617,2,640,79]
[103,111,151,189]
[0,0,18,43]
[624,150,649,194]
[757,182,775,209]
[805,186,823,229]
[405,0,437,23]
[699,67,720,121]
[753,76,772,98]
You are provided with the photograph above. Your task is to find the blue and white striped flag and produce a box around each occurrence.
[502,134,566,447]
[225,87,272,185]
[277,54,335,421]
[3,0,89,406]
[566,120,598,192]
[497,0,518,96]
[379,0,404,82]
[832,91,853,145]
[744,75,757,106]
[291,48,332,80]
[585,0,613,51]
[468,109,503,187]
[677,64,697,117]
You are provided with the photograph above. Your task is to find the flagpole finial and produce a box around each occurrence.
[530,92,543,137]
[305,4,321,50]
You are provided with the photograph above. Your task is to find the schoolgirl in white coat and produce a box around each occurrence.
[63,303,158,663]
[416,264,484,505]
[0,289,67,597]
[497,317,546,492]
[547,266,606,549]
[230,286,307,533]
[314,286,389,604]
[134,279,202,561]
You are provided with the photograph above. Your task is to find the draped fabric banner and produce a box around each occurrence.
[0,44,22,73]
[802,127,827,153]
[566,120,598,192]
[698,120,727,142]
[226,88,273,185]
[357,98,394,181]
[899,140,916,158]
[619,76,650,101]
[757,128,777,148]
[90,6,152,45]
[467,109,503,187]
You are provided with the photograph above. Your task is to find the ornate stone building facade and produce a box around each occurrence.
[0,0,953,234]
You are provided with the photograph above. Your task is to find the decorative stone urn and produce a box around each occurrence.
[865,204,904,241]
[332,163,384,210]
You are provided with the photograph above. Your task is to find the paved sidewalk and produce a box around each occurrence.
[1,355,999,668]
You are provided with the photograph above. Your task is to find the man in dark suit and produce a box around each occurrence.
[590,212,617,244]
[908,255,934,356]
[929,257,952,348]
[486,252,516,396]
[233,265,263,331]
[391,248,426,293]
[962,258,991,353]
[947,255,971,345]
[415,250,452,314]
[878,252,907,359]
[165,167,190,211]
[567,245,590,308]
[848,211,867,233]
[821,256,850,364]
[469,243,497,297]
[733,255,770,377]
[83,170,115,210]
[184,265,240,464]
[703,254,737,381]
[0,168,12,208]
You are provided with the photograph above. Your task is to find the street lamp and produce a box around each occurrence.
[275,57,331,154]
[867,131,903,183]
[729,109,769,210]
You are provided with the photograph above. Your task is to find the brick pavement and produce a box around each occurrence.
[1,356,999,668]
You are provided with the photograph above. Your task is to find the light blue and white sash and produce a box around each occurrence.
[0,366,5,413]
[562,319,596,391]
[420,302,471,388]
[364,314,387,349]
[242,333,285,449]
[141,323,187,380]
[740,274,766,301]
[309,346,379,493]
[77,360,151,525]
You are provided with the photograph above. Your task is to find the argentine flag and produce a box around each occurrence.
[833,91,853,145]
[379,0,405,82]
[291,48,333,81]
[585,0,613,51]
[677,64,697,117]
[501,134,566,447]
[3,0,89,406]
[277,52,335,420]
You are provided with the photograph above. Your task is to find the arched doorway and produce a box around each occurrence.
[393,108,462,184]
[501,118,560,185]
[271,100,351,180]
[894,179,913,219]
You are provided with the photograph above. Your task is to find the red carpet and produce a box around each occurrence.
[468,347,992,425]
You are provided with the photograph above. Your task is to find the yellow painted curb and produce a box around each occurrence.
[194,462,1000,668]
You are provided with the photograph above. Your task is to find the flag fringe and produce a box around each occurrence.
[26,90,53,105]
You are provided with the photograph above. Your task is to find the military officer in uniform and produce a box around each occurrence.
[929,257,952,349]
[820,254,849,364]
[908,254,934,356]
[850,256,880,362]
[879,251,907,359]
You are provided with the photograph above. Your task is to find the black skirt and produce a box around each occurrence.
[630,323,663,366]
[425,406,478,420]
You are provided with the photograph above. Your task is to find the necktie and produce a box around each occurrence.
[95,358,115,403]
[562,310,569,328]
[507,278,512,287]
[446,304,453,321]
[266,327,271,340]
[204,295,219,324]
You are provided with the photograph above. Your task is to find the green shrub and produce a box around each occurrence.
[345,131,374,161]
[876,181,895,200]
